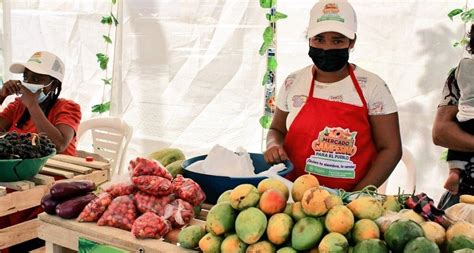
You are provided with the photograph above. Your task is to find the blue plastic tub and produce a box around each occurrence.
[182,153,293,204]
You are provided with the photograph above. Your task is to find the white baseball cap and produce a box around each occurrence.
[10,51,65,82]
[307,0,357,40]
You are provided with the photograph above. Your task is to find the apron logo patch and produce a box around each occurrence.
[305,127,358,179]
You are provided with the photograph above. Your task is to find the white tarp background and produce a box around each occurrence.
[2,0,471,200]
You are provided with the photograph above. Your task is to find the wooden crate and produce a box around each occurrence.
[37,205,213,253]
[0,155,110,250]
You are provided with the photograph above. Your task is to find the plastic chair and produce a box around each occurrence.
[378,147,416,194]
[77,117,133,175]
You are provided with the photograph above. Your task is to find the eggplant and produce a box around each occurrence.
[50,180,95,200]
[55,193,97,219]
[41,193,62,214]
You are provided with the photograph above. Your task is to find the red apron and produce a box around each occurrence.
[284,65,377,191]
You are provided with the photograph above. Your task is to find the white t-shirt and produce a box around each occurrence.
[277,65,398,128]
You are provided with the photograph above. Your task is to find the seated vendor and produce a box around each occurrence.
[0,51,81,155]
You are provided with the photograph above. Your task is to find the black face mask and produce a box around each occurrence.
[308,46,349,72]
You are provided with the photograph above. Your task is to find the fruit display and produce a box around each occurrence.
[52,151,206,240]
[0,131,55,159]
[40,180,97,219]
[177,174,474,253]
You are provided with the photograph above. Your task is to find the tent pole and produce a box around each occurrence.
[110,0,123,117]
[2,0,12,81]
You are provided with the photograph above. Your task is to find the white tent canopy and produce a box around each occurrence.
[1,0,471,200]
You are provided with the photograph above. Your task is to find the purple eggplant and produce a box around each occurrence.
[41,193,62,214]
[50,180,95,200]
[55,193,97,219]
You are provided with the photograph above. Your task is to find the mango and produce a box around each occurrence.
[258,178,290,200]
[235,207,267,244]
[421,221,446,245]
[325,205,354,234]
[206,202,237,236]
[448,235,474,253]
[291,202,306,221]
[260,189,287,215]
[382,195,402,213]
[352,219,380,243]
[291,174,319,202]
[220,234,247,253]
[301,187,331,217]
[291,217,324,251]
[403,237,440,253]
[217,190,232,203]
[178,225,206,249]
[148,148,185,166]
[199,232,224,253]
[384,218,424,253]
[230,184,260,210]
[353,239,388,253]
[399,209,425,224]
[267,213,294,245]
[446,222,474,241]
[346,196,383,220]
[283,203,292,216]
[277,247,298,253]
[324,195,343,210]
[246,241,275,253]
[165,159,184,178]
[318,232,349,253]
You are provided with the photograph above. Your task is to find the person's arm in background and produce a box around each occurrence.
[432,105,474,152]
[352,112,402,190]
[264,108,289,163]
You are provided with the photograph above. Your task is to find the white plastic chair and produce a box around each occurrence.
[77,117,133,175]
[378,147,416,194]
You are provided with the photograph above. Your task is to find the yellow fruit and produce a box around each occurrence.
[446,222,474,241]
[325,205,354,234]
[399,209,425,225]
[301,187,330,217]
[421,221,446,245]
[352,219,380,243]
[346,196,383,220]
[460,194,474,204]
[291,174,319,202]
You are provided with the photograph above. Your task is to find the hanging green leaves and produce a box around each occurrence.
[103,35,112,44]
[92,102,111,113]
[448,8,463,20]
[101,16,113,25]
[96,53,109,70]
[449,7,474,50]
[93,0,119,114]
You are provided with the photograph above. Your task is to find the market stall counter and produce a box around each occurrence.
[37,212,204,253]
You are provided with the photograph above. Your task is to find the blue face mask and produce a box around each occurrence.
[22,81,53,103]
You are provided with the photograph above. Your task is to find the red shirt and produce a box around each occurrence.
[0,98,82,156]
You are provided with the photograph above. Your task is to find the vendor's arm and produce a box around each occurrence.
[432,105,474,152]
[20,89,75,153]
[352,112,402,190]
[264,107,289,163]
[26,103,74,153]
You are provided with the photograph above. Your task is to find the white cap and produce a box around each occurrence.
[307,0,357,40]
[10,51,65,82]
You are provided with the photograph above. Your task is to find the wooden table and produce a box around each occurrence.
[38,213,200,253]
[0,154,110,250]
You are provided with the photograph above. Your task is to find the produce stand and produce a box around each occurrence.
[37,205,210,253]
[0,154,110,251]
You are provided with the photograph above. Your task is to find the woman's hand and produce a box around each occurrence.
[18,84,41,109]
[0,80,22,98]
[264,144,288,164]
